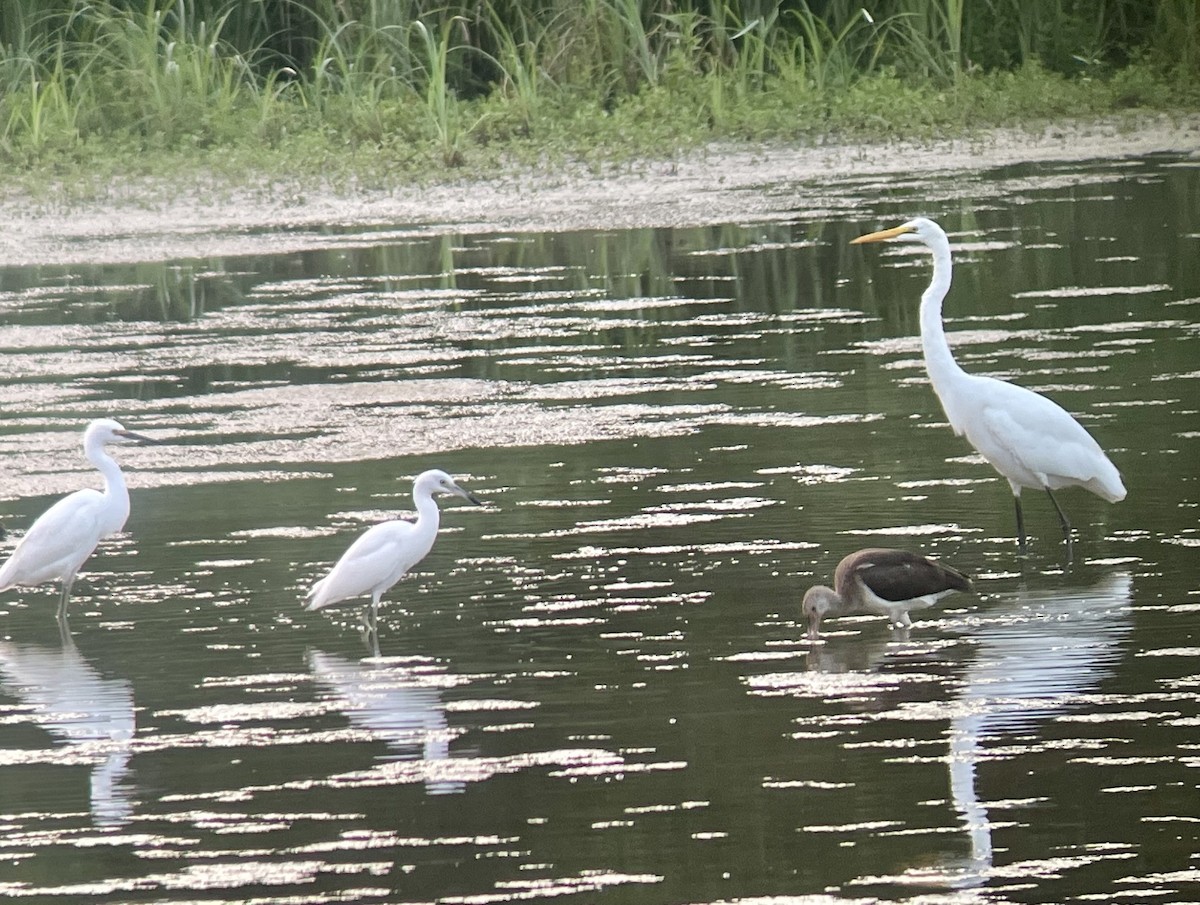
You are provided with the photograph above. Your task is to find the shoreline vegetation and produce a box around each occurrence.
[1,1,1197,201]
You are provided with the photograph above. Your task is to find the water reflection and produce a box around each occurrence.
[945,571,1134,887]
[0,629,136,826]
[307,649,464,794]
[0,153,1196,903]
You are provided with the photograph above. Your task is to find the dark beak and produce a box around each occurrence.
[115,429,159,445]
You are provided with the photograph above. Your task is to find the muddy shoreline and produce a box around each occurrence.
[3,114,1198,268]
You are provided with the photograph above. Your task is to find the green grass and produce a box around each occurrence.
[0,0,1195,197]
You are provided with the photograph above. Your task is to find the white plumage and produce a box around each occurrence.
[0,418,155,619]
[851,217,1125,547]
[305,469,480,625]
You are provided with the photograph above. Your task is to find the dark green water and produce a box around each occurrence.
[0,153,1197,903]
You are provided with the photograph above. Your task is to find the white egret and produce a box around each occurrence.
[305,469,481,627]
[851,218,1126,548]
[803,547,972,639]
[0,418,156,620]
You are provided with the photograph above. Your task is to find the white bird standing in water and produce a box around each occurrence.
[305,469,481,627]
[850,218,1126,548]
[0,419,156,620]
[803,548,972,639]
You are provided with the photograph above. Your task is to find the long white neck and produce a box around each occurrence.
[86,438,131,530]
[87,440,125,497]
[412,484,442,545]
[919,236,970,421]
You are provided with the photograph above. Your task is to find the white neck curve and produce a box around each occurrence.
[86,436,127,499]
[919,235,970,422]
[412,482,443,540]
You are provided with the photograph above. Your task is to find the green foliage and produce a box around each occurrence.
[0,0,1194,184]
[1152,0,1200,83]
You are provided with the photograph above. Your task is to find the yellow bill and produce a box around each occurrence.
[850,224,915,245]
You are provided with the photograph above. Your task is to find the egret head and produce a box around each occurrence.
[850,217,947,248]
[85,418,155,447]
[416,469,481,505]
[802,585,840,641]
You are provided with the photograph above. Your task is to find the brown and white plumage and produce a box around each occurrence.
[803,548,972,639]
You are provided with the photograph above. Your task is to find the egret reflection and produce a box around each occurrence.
[0,631,137,826]
[946,571,1134,885]
[307,649,463,794]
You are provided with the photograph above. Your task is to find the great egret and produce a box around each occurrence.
[305,469,481,628]
[850,218,1126,548]
[803,547,972,639]
[0,418,156,620]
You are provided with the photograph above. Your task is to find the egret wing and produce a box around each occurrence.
[307,521,419,609]
[967,379,1120,493]
[0,490,108,588]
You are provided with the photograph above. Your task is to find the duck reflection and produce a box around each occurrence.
[947,571,1133,885]
[0,629,136,826]
[307,648,463,794]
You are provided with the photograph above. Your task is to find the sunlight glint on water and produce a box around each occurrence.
[0,155,1197,903]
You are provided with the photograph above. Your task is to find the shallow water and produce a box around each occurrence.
[0,153,1197,903]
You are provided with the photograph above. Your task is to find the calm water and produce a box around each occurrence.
[0,153,1197,904]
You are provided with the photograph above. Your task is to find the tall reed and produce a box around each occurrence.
[0,0,1192,171]
[412,16,469,165]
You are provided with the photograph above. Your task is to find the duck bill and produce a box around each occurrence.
[850,224,913,245]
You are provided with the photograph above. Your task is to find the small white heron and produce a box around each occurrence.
[0,418,156,620]
[803,547,972,639]
[850,218,1126,548]
[305,469,481,628]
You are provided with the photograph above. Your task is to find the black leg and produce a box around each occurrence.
[1045,488,1072,537]
[1014,495,1028,550]
[1046,488,1075,564]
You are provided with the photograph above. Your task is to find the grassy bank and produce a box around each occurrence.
[1,1,1197,196]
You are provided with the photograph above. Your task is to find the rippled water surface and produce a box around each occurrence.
[1,154,1198,903]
